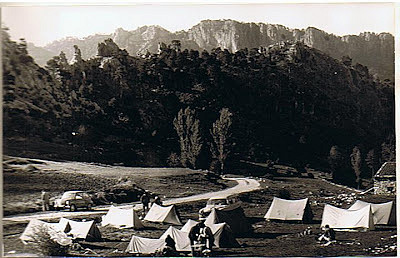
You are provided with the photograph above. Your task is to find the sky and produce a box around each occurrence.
[1,2,396,47]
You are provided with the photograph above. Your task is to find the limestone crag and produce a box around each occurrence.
[29,19,394,80]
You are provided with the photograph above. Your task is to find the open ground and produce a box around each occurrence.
[2,157,396,257]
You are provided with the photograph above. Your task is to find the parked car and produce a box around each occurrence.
[199,196,242,217]
[53,191,94,211]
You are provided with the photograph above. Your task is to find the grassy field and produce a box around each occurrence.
[3,160,396,257]
[3,156,235,216]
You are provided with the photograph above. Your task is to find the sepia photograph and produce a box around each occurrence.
[1,1,397,257]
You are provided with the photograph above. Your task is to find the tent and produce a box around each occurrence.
[264,197,313,222]
[181,219,198,232]
[20,219,72,246]
[58,218,102,241]
[181,220,239,248]
[160,226,191,252]
[125,235,165,254]
[207,223,240,248]
[101,206,144,229]
[144,204,182,225]
[348,200,396,225]
[321,204,375,231]
[205,207,252,235]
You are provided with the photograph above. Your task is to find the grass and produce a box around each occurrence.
[2,157,396,257]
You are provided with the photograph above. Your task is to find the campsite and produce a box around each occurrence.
[2,3,396,257]
[2,157,396,257]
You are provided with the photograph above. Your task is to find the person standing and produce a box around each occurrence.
[189,218,214,256]
[41,190,50,211]
[140,192,150,215]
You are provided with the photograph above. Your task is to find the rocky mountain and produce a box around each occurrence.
[28,20,394,80]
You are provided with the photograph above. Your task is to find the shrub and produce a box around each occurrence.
[167,152,181,167]
[27,225,70,256]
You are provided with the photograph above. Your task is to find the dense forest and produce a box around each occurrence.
[3,28,395,186]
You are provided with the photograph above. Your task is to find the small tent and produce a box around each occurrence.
[181,220,239,248]
[181,219,198,232]
[101,206,144,229]
[205,207,251,235]
[125,235,165,254]
[58,218,102,241]
[264,197,313,222]
[348,200,396,225]
[208,223,240,248]
[20,219,72,246]
[144,204,182,225]
[321,204,375,231]
[160,226,191,252]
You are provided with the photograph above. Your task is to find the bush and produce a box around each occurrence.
[167,152,180,167]
[209,160,221,174]
[28,225,70,256]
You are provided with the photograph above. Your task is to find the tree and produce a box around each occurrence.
[365,149,378,178]
[381,135,395,162]
[210,108,233,172]
[328,145,344,181]
[350,146,362,189]
[173,107,202,169]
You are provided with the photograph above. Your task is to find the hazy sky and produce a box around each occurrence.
[2,3,395,47]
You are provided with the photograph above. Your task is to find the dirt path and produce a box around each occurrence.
[3,177,260,223]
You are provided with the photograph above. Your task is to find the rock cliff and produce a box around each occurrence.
[29,19,393,80]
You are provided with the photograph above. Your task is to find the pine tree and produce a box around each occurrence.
[210,108,233,172]
[328,145,344,182]
[350,146,362,189]
[173,107,202,169]
[365,149,378,178]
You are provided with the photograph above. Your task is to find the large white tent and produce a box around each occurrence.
[58,218,102,241]
[125,235,165,254]
[181,219,239,248]
[321,204,375,231]
[101,205,144,229]
[160,226,191,252]
[264,197,313,222]
[20,219,72,246]
[348,200,396,225]
[144,204,182,225]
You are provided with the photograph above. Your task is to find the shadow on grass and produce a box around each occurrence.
[79,242,114,249]
[248,217,265,224]
[241,232,289,239]
[97,238,128,243]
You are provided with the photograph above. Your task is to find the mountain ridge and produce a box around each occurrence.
[27,19,394,80]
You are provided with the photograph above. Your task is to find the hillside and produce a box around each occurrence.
[28,20,394,80]
[3,29,395,186]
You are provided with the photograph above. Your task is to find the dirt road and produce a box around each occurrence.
[3,177,260,223]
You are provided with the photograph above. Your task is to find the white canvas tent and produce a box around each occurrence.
[160,226,191,252]
[321,204,375,231]
[125,235,165,254]
[181,220,239,248]
[101,206,144,229]
[181,219,198,232]
[20,219,72,246]
[144,204,182,225]
[58,218,102,241]
[348,200,396,225]
[264,197,313,222]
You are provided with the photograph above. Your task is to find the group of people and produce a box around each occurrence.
[159,217,214,257]
[140,191,163,216]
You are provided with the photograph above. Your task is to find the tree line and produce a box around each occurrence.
[3,30,395,186]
